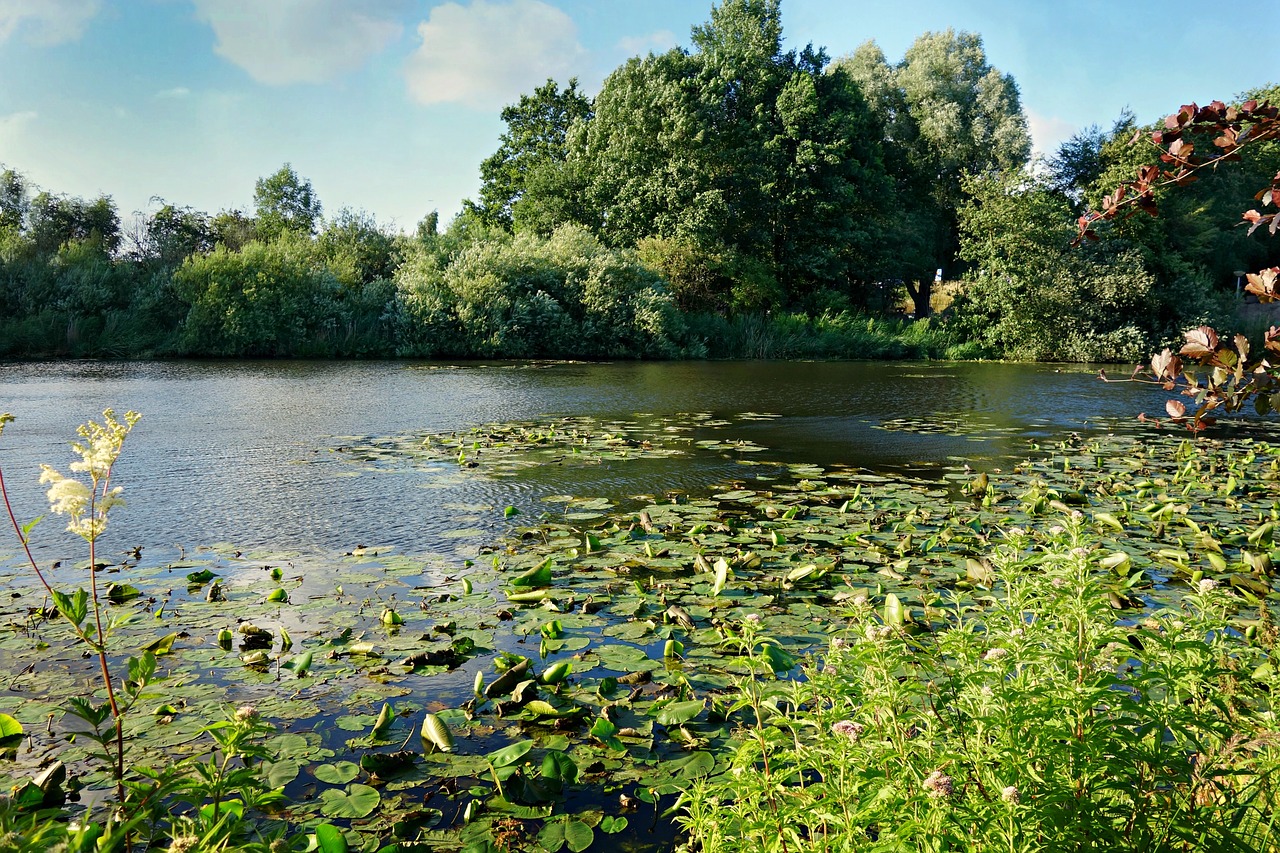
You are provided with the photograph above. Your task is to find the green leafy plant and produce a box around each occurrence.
[676,524,1280,852]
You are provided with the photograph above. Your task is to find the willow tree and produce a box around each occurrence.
[838,30,1030,316]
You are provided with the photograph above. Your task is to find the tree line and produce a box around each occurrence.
[1,0,1274,361]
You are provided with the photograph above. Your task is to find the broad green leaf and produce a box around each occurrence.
[486,739,534,768]
[314,761,361,785]
[314,824,349,853]
[0,713,23,739]
[319,783,380,819]
[540,751,579,784]
[510,558,553,588]
[142,633,178,656]
[653,699,704,726]
[883,593,904,628]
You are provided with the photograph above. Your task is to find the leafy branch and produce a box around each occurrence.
[1085,98,1280,429]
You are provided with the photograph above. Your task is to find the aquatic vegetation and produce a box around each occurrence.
[3,410,1280,851]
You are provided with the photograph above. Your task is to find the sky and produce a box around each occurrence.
[0,0,1276,235]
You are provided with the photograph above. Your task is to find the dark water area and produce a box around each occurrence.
[0,359,1171,563]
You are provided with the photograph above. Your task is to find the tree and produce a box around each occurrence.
[0,167,28,232]
[253,164,321,241]
[837,30,1030,317]
[211,209,258,251]
[473,78,593,232]
[27,192,121,255]
[136,202,214,268]
[573,0,889,311]
[1083,93,1280,428]
[317,208,397,286]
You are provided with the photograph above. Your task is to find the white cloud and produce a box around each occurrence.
[0,0,100,45]
[0,110,37,139]
[404,0,587,110]
[156,86,191,99]
[1026,109,1077,158]
[616,29,676,58]
[192,0,407,85]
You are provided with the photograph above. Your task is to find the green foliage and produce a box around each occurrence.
[677,535,1280,852]
[394,223,695,358]
[562,0,890,309]
[473,78,593,232]
[317,208,398,287]
[837,30,1031,315]
[951,173,1229,361]
[253,163,321,242]
[173,235,345,357]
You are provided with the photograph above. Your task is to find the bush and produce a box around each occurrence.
[677,529,1280,852]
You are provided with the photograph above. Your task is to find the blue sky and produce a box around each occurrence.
[1,0,1275,234]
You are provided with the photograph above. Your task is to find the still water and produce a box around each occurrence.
[0,359,1169,563]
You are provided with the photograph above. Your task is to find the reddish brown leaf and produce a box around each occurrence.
[1180,326,1219,359]
[1165,399,1187,419]
[1245,268,1280,302]
[1150,348,1182,382]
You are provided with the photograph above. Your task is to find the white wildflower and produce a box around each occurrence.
[923,770,954,798]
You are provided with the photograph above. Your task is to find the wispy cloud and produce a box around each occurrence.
[404,0,587,110]
[1026,109,1078,158]
[155,86,191,99]
[0,110,38,134]
[0,0,100,45]
[616,29,677,58]
[192,0,408,85]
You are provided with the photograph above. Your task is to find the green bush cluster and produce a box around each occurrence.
[677,528,1280,852]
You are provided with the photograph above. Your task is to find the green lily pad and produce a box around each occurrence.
[319,783,381,819]
[314,761,361,785]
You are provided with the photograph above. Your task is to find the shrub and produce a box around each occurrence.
[677,527,1280,852]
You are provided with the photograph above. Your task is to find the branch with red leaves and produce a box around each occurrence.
[1075,99,1280,245]
[1104,323,1280,431]
[1088,98,1280,430]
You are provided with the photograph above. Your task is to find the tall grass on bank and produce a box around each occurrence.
[676,525,1280,852]
[690,311,981,360]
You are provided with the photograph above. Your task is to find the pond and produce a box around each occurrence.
[4,358,1246,852]
[0,359,1167,559]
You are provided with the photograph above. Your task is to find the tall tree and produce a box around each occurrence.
[574,0,888,310]
[253,164,322,241]
[838,30,1030,316]
[0,167,28,233]
[27,192,121,255]
[473,78,593,232]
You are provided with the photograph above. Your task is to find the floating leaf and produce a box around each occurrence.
[540,751,579,784]
[142,633,178,656]
[314,761,361,785]
[883,593,905,628]
[372,702,394,738]
[540,660,572,685]
[319,784,380,819]
[0,714,23,740]
[106,583,141,604]
[511,558,553,588]
[653,699,704,726]
[313,824,349,853]
[486,739,534,768]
